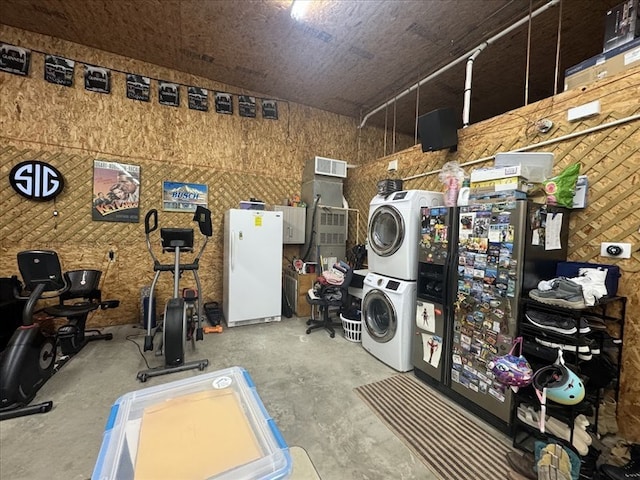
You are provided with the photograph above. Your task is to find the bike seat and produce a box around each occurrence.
[44,302,100,318]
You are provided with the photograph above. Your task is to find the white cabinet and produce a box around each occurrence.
[275,206,306,244]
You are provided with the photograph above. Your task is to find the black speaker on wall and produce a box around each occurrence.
[417,107,458,153]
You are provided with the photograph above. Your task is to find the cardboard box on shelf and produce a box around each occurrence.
[470,176,530,192]
[565,36,640,90]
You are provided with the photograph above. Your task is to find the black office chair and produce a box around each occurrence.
[305,266,353,338]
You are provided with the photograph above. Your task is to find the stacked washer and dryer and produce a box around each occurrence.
[361,190,443,372]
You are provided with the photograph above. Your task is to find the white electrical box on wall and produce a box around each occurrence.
[567,100,601,121]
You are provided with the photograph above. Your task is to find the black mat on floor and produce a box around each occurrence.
[355,374,513,480]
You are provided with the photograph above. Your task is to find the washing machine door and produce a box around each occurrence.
[362,289,397,343]
[368,205,405,257]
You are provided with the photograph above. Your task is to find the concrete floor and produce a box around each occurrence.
[0,317,443,480]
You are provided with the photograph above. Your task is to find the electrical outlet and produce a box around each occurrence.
[388,160,398,171]
[600,242,631,259]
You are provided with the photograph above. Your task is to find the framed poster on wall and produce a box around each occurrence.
[0,42,31,76]
[44,54,74,86]
[84,65,111,94]
[262,99,278,120]
[92,160,140,223]
[159,81,180,107]
[215,92,233,114]
[126,73,151,102]
[238,95,256,118]
[188,86,208,111]
[162,181,208,212]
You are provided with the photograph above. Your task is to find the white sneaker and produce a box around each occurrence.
[545,415,590,455]
[571,268,608,305]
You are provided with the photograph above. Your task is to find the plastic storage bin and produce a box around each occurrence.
[494,152,554,183]
[92,367,291,480]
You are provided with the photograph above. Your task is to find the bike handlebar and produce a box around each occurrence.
[145,209,158,234]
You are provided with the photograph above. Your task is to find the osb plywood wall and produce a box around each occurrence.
[2,25,639,438]
[345,66,640,440]
[0,25,397,325]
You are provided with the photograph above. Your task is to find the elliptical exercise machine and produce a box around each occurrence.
[0,250,118,421]
[137,206,212,382]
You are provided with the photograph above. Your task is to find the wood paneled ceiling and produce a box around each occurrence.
[0,0,622,136]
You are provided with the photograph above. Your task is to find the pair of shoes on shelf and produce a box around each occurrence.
[545,416,591,457]
[600,443,640,480]
[530,278,587,309]
[527,310,591,335]
[517,405,590,456]
[535,269,608,307]
[601,440,633,468]
[525,310,591,335]
[534,336,600,361]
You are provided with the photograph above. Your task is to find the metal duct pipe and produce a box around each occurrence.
[359,0,560,130]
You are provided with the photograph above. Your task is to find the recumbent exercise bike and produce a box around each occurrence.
[137,206,212,382]
[0,250,118,421]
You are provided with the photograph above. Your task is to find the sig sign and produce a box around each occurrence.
[9,160,65,201]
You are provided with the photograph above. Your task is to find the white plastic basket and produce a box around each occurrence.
[340,314,362,343]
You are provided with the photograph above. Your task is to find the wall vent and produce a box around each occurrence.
[314,156,347,178]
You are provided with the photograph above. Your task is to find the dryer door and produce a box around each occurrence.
[368,205,405,257]
[362,288,397,343]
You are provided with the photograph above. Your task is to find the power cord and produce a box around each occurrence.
[126,331,151,370]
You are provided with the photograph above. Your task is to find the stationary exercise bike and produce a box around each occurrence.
[137,206,212,382]
[0,250,118,421]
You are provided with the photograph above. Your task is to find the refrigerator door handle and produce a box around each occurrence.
[231,230,235,271]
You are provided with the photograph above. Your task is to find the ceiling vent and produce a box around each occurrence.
[313,156,347,178]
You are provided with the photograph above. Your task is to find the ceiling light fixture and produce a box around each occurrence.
[290,0,312,21]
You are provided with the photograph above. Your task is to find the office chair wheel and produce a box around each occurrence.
[306,328,311,334]
[330,332,335,338]
[306,319,313,326]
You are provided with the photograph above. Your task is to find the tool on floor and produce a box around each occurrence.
[203,325,223,334]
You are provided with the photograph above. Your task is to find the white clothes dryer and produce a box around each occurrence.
[361,272,417,372]
[367,190,443,281]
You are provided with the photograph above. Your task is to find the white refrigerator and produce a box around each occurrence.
[223,209,283,327]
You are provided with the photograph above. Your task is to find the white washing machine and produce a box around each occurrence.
[367,190,443,281]
[361,272,417,372]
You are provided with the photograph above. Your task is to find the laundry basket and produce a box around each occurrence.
[340,313,362,343]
